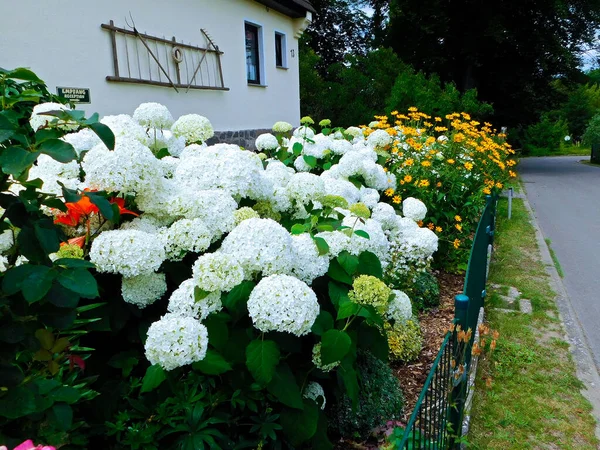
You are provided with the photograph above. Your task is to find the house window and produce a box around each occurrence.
[275,32,287,68]
[245,22,261,84]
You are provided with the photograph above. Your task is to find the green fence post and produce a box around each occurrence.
[449,294,469,449]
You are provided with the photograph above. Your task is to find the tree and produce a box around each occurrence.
[385,0,600,127]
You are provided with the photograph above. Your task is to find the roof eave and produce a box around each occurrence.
[254,0,315,18]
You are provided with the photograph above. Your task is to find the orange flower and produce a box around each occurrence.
[54,196,99,226]
[110,197,139,217]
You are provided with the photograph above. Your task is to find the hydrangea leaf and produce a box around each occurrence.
[313,236,329,256]
[246,339,280,385]
[0,146,38,177]
[337,356,359,409]
[354,230,370,239]
[266,363,303,410]
[224,281,255,319]
[50,403,73,431]
[327,259,353,285]
[57,268,99,299]
[38,139,77,163]
[303,155,317,168]
[88,122,115,150]
[281,400,319,446]
[21,265,55,304]
[337,251,359,276]
[311,411,334,450]
[193,349,232,375]
[140,364,166,393]
[321,329,352,365]
[357,251,383,278]
[311,311,334,336]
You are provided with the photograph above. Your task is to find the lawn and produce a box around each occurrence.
[526,145,591,157]
[468,197,598,449]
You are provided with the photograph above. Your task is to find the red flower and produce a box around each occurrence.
[109,197,139,217]
[68,355,86,372]
[54,196,99,226]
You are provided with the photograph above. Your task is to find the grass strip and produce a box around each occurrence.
[544,238,564,278]
[468,197,598,449]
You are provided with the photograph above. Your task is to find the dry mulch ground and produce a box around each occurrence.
[393,270,464,423]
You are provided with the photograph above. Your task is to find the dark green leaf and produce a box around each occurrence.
[246,339,280,385]
[292,142,303,156]
[0,146,38,176]
[21,266,55,303]
[41,197,68,212]
[311,311,334,336]
[46,282,80,308]
[86,193,115,221]
[224,281,255,319]
[357,304,384,327]
[0,386,36,418]
[336,298,360,320]
[40,310,77,329]
[327,259,353,285]
[57,268,99,299]
[321,329,351,365]
[266,364,304,409]
[323,162,332,170]
[193,349,232,375]
[354,230,370,239]
[59,182,81,203]
[0,324,26,344]
[303,155,317,168]
[358,322,388,361]
[53,258,95,269]
[311,411,334,450]
[313,236,329,256]
[2,260,35,295]
[281,400,319,446]
[140,364,167,393]
[50,403,73,431]
[328,281,349,307]
[108,351,140,377]
[337,251,359,276]
[338,356,359,409]
[194,286,211,301]
[52,386,81,404]
[6,67,42,81]
[35,129,63,143]
[0,113,16,142]
[89,122,115,150]
[357,251,383,278]
[34,220,60,254]
[204,314,229,350]
[38,139,77,163]
[0,364,24,388]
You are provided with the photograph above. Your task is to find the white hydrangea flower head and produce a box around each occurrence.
[359,187,381,209]
[28,154,81,196]
[368,121,380,128]
[162,218,213,261]
[0,229,14,254]
[329,139,353,155]
[121,272,167,308]
[286,172,325,205]
[133,102,174,129]
[292,126,315,140]
[321,177,361,205]
[273,121,293,133]
[120,214,171,234]
[304,382,326,409]
[179,143,207,159]
[192,252,245,292]
[437,135,448,142]
[314,230,351,259]
[255,133,279,151]
[372,202,399,231]
[160,156,180,178]
[29,102,72,132]
[367,129,393,148]
[90,229,166,277]
[293,155,312,172]
[233,206,260,225]
[219,218,294,276]
[0,255,8,273]
[409,227,439,257]
[82,138,162,194]
[174,146,272,200]
[344,126,363,139]
[62,128,101,156]
[247,274,319,336]
[171,114,214,144]
[290,234,330,284]
[264,160,295,186]
[387,290,413,325]
[341,216,391,266]
[101,114,149,145]
[167,279,222,320]
[145,313,209,371]
[403,197,428,221]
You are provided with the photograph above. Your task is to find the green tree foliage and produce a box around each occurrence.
[385,0,600,127]
[583,113,600,145]
[523,114,569,154]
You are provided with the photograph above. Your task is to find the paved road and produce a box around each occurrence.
[519,156,600,370]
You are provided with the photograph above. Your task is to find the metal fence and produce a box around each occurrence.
[396,195,498,450]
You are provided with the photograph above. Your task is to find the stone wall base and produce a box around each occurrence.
[207,129,271,150]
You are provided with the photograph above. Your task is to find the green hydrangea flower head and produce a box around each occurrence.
[301,116,315,125]
[312,343,339,372]
[386,318,423,362]
[349,274,391,314]
[252,201,282,222]
[320,195,349,209]
[349,202,371,219]
[233,207,260,225]
[56,243,84,260]
[319,119,331,127]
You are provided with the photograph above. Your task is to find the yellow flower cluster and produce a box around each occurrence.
[364,107,516,269]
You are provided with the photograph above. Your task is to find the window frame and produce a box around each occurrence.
[244,21,265,86]
[274,31,288,69]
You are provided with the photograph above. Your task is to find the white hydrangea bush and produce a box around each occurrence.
[40,103,437,393]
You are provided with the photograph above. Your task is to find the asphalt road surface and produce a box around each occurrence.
[519,156,600,370]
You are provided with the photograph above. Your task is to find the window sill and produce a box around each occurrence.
[248,83,268,88]
[276,66,289,70]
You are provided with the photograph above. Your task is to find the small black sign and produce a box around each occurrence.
[57,87,91,104]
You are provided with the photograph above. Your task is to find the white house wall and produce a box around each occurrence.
[0,0,305,131]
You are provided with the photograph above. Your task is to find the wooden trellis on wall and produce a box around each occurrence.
[101,20,228,92]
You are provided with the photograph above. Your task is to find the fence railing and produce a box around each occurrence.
[396,195,498,449]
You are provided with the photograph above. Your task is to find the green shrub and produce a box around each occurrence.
[409,271,440,311]
[523,114,569,154]
[330,351,404,440]
[583,113,600,146]
[387,318,423,363]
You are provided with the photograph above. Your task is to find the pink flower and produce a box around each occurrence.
[12,440,56,450]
